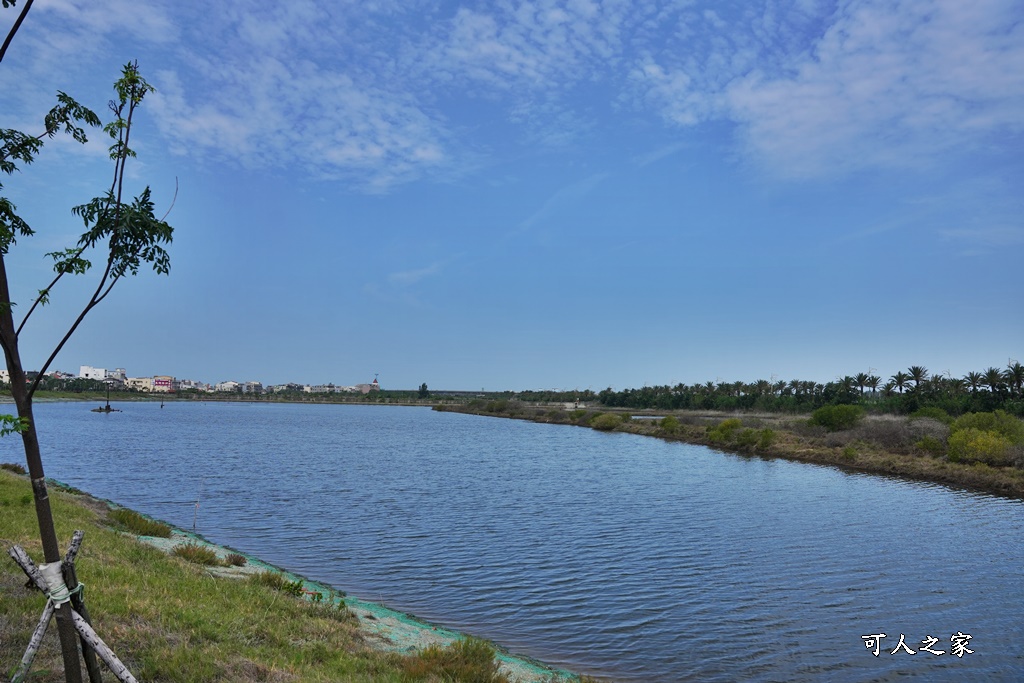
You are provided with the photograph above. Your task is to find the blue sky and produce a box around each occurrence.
[2,0,1021,391]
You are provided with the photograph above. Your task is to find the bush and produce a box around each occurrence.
[402,638,508,683]
[590,413,622,431]
[909,407,952,424]
[0,462,26,474]
[735,428,759,450]
[172,541,220,565]
[659,416,680,433]
[915,435,945,456]
[707,418,742,443]
[947,428,1012,466]
[951,411,1024,445]
[484,400,509,413]
[758,428,777,450]
[109,508,172,538]
[809,405,865,431]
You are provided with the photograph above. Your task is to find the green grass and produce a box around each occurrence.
[2,471,576,683]
[171,541,221,565]
[109,507,172,537]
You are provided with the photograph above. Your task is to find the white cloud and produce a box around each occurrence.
[723,0,1024,176]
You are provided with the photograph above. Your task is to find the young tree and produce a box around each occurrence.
[2,40,173,680]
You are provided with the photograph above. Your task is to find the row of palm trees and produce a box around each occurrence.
[591,361,1024,412]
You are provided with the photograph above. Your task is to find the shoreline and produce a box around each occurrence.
[1,472,585,682]
[434,403,1024,500]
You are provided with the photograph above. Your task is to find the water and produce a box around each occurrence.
[3,401,1022,681]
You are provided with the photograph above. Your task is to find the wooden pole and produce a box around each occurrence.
[63,532,102,683]
[70,611,139,683]
[10,601,54,683]
[9,537,135,683]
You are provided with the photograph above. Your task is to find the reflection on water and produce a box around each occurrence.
[5,402,1023,682]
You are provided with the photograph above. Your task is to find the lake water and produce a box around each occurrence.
[3,401,1022,681]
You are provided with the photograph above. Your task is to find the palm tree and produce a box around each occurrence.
[964,371,983,394]
[866,375,881,394]
[891,371,910,394]
[881,381,896,397]
[908,366,929,391]
[983,367,1005,394]
[1004,361,1024,397]
[855,372,869,394]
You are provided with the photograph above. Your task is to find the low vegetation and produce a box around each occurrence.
[108,507,172,538]
[171,541,221,565]
[2,471,588,682]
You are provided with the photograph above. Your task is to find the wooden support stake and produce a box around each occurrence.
[10,600,54,683]
[63,532,102,683]
[70,610,138,683]
[64,530,84,564]
[8,544,47,592]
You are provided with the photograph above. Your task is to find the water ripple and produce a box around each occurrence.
[7,402,1023,682]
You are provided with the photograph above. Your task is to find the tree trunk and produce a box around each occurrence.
[0,256,83,682]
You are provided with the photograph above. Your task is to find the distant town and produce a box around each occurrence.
[2,365,381,396]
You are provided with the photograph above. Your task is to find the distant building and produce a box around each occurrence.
[355,378,381,394]
[79,365,107,381]
[152,375,178,393]
[241,381,263,394]
[126,377,153,392]
[214,380,240,392]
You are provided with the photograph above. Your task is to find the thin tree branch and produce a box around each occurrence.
[160,177,179,222]
[15,243,90,337]
[0,0,35,65]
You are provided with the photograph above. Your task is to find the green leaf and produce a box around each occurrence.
[0,415,30,437]
[46,248,91,275]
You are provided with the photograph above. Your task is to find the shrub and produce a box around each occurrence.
[809,405,865,431]
[735,428,759,450]
[842,445,857,460]
[951,411,1024,445]
[402,638,508,683]
[172,541,220,565]
[484,400,508,413]
[590,413,622,431]
[568,409,587,421]
[758,428,777,450]
[659,416,680,433]
[915,436,945,456]
[109,508,172,538]
[947,428,1012,466]
[707,418,743,443]
[909,407,952,424]
[1,462,26,474]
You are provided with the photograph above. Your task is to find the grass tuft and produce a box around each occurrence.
[402,637,509,682]
[109,508,172,537]
[225,552,247,566]
[172,541,221,565]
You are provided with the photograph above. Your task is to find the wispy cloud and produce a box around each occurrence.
[940,225,1024,249]
[388,262,445,286]
[12,0,1021,190]
[723,0,1024,176]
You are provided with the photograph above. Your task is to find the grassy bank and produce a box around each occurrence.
[436,402,1024,499]
[0,469,589,682]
